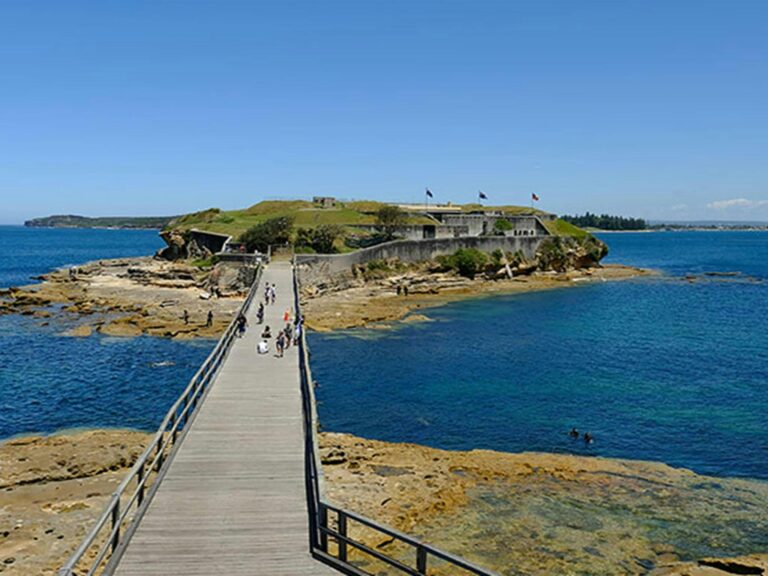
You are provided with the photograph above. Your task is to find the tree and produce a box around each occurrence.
[376,205,407,240]
[239,216,294,253]
[295,224,343,253]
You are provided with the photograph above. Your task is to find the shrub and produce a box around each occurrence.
[439,248,488,278]
[493,218,513,233]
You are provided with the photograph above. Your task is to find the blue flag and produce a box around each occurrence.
[426,188,433,198]
[479,191,488,200]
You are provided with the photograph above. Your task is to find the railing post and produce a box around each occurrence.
[182,395,189,426]
[338,511,347,562]
[171,412,177,444]
[155,441,164,472]
[111,495,120,554]
[416,546,428,575]
[137,461,145,507]
[319,505,328,552]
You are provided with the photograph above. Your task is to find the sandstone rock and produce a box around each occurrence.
[62,325,93,338]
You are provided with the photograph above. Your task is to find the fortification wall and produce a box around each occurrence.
[296,235,545,285]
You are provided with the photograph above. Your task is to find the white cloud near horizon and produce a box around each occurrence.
[706,198,768,210]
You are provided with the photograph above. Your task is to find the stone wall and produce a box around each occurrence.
[296,235,545,285]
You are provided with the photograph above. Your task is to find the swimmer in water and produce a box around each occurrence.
[569,427,579,439]
[583,432,593,444]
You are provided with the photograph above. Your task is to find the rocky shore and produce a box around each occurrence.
[0,257,250,339]
[6,429,766,576]
[319,433,768,576]
[0,430,150,576]
[301,262,652,332]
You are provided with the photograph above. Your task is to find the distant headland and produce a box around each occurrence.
[24,214,175,229]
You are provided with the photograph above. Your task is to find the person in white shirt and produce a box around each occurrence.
[257,340,269,355]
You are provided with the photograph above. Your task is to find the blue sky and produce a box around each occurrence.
[1,0,766,223]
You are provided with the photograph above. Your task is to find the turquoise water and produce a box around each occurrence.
[0,226,214,439]
[309,232,768,480]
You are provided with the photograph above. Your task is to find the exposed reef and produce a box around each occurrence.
[0,257,254,339]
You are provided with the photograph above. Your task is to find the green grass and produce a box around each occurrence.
[166,200,438,236]
[165,199,592,240]
[543,218,590,239]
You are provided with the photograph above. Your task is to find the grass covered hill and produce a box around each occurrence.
[165,199,553,237]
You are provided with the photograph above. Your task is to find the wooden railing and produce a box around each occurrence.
[292,262,498,576]
[58,265,263,576]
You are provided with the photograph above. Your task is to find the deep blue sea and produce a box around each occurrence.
[310,232,768,480]
[0,226,214,439]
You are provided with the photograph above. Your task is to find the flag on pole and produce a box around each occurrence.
[479,191,488,200]
[426,188,433,198]
[532,193,540,202]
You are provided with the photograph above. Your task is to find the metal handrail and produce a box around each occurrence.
[58,264,263,576]
[292,260,498,576]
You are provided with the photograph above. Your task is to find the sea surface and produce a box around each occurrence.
[0,226,214,439]
[310,231,768,480]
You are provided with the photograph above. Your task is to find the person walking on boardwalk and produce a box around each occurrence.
[283,308,291,323]
[256,302,265,324]
[236,313,248,337]
[206,310,213,328]
[293,319,301,346]
[276,330,286,358]
[284,323,293,348]
[270,284,276,305]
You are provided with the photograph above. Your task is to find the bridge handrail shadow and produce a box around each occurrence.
[293,262,499,576]
[58,264,263,576]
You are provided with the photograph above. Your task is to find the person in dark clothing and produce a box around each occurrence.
[569,427,579,439]
[182,310,189,325]
[236,313,248,337]
[206,311,213,328]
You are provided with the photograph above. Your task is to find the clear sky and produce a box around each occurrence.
[1,0,766,223]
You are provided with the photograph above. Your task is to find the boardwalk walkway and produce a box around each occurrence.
[114,261,337,576]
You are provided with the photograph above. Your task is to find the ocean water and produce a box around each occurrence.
[0,226,214,439]
[309,232,768,480]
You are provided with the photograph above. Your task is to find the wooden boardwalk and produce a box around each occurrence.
[114,261,338,576]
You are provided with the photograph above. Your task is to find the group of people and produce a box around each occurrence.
[182,309,214,328]
[569,427,594,444]
[257,311,303,358]
[251,280,304,358]
[263,282,277,305]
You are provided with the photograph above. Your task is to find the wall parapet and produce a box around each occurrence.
[296,235,546,284]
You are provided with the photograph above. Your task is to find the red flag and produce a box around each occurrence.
[532,193,540,201]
